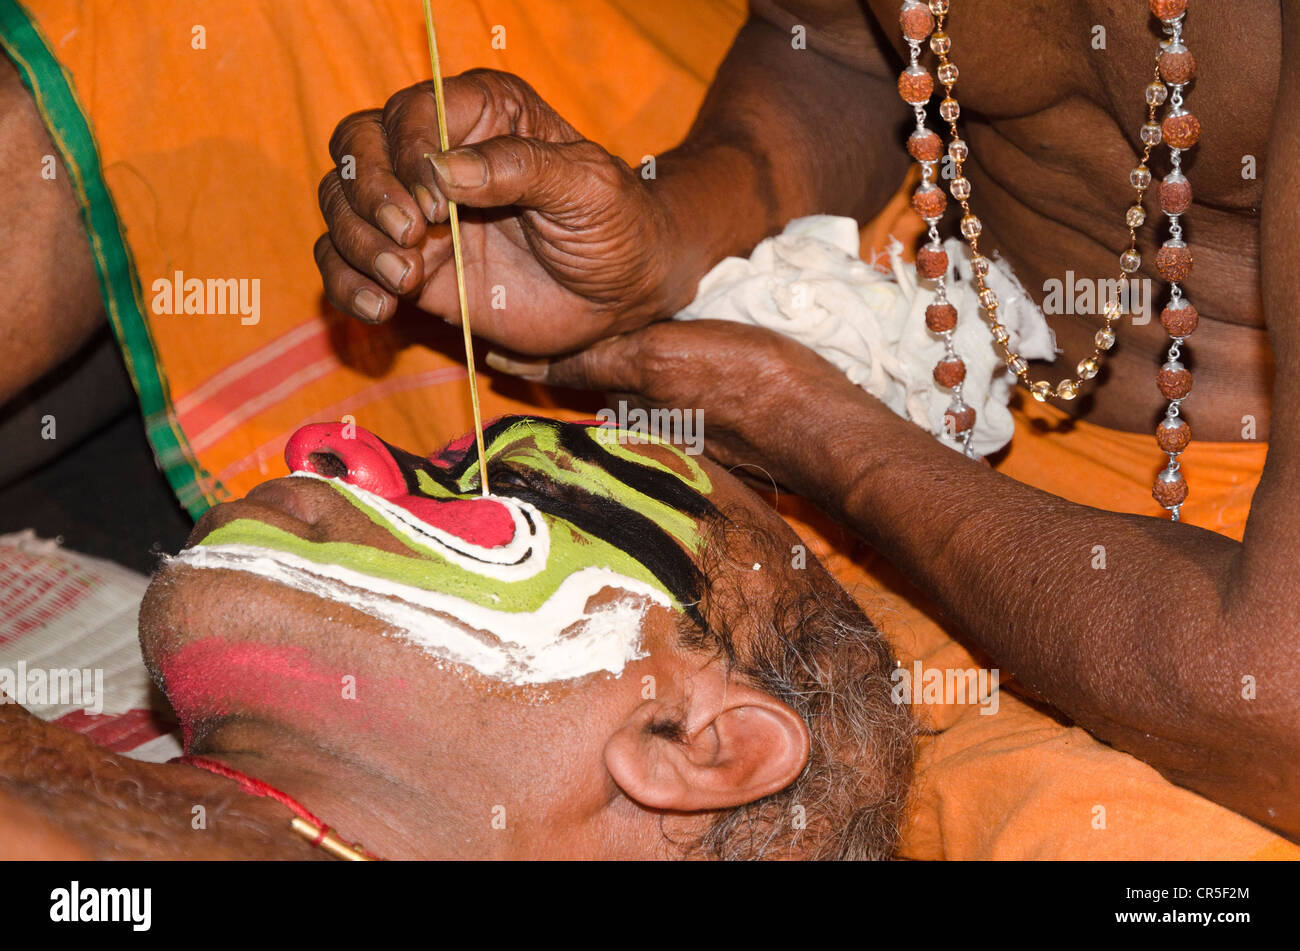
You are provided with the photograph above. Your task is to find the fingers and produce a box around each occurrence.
[320,109,426,316]
[381,78,490,223]
[429,136,620,216]
[381,70,576,224]
[487,333,646,391]
[320,80,507,322]
[327,109,423,247]
[313,232,396,324]
[318,69,591,327]
[317,167,423,305]
[484,350,551,382]
[381,84,451,222]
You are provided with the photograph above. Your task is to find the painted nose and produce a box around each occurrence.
[283,423,518,550]
[284,423,407,498]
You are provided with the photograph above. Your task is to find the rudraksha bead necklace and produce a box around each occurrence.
[897,0,1201,519]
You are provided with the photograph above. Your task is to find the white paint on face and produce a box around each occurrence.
[288,471,550,582]
[170,544,667,685]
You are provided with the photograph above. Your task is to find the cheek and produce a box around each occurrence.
[158,639,369,744]
[142,568,428,746]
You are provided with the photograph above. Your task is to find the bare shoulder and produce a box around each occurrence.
[0,52,105,405]
[0,700,162,858]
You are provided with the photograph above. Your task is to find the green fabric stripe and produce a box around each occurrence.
[0,0,223,519]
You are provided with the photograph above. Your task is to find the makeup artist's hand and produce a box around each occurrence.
[486,320,875,497]
[314,69,683,355]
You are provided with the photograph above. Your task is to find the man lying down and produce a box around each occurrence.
[0,415,914,860]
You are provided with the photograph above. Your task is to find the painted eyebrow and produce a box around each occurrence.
[398,418,717,631]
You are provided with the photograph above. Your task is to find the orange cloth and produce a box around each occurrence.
[9,0,745,512]
[1001,397,1266,539]
[7,0,1292,858]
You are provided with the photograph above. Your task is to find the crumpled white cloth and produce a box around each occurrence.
[674,215,1057,456]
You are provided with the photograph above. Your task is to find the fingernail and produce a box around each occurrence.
[374,251,410,291]
[376,203,413,243]
[354,288,385,322]
[429,148,488,189]
[413,185,438,222]
[486,350,549,381]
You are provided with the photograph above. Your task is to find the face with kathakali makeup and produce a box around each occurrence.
[139,416,814,859]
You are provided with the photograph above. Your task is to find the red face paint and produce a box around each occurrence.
[160,638,388,748]
[284,422,516,549]
[430,431,475,468]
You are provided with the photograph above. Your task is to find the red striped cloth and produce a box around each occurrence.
[0,532,180,762]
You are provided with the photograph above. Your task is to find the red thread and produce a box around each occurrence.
[181,754,326,827]
[180,754,381,859]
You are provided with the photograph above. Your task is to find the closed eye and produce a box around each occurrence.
[487,464,534,491]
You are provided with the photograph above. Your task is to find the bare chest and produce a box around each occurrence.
[862,0,1281,437]
[868,0,1278,215]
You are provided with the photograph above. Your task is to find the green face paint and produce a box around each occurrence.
[172,416,720,684]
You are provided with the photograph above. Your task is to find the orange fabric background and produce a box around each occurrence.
[23,0,1294,858]
[31,0,746,501]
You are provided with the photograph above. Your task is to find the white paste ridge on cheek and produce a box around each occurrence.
[170,544,667,685]
[523,597,658,685]
[287,471,550,582]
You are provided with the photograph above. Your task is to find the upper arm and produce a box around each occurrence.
[0,52,103,407]
[0,790,90,859]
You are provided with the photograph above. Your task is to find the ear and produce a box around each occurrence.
[603,666,810,812]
